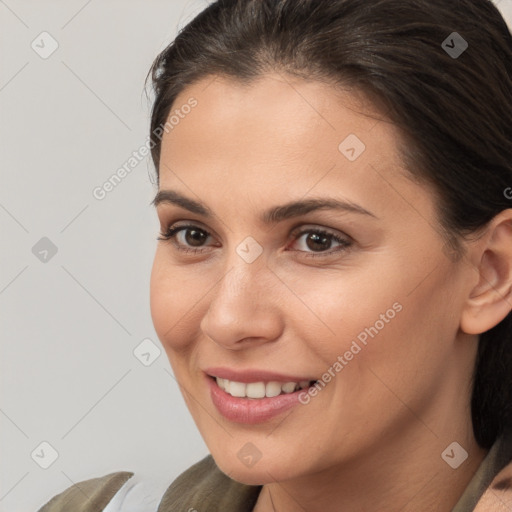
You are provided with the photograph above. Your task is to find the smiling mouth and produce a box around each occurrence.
[208,375,318,399]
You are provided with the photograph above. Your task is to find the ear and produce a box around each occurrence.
[460,209,512,335]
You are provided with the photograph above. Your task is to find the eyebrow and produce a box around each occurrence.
[151,189,378,223]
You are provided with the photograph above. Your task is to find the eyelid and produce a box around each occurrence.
[288,223,351,240]
[158,217,216,239]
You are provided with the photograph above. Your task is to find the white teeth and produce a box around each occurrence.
[265,381,282,398]
[215,377,314,398]
[246,382,266,398]
[282,382,297,393]
[229,381,246,397]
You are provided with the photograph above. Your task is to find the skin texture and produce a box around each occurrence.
[149,73,512,511]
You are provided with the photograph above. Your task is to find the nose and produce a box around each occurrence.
[200,256,285,350]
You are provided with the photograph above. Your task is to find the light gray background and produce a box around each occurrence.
[1,1,511,511]
[1,1,212,511]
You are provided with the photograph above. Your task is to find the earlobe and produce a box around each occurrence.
[460,211,512,335]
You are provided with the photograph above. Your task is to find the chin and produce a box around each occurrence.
[211,452,298,486]
[215,463,275,486]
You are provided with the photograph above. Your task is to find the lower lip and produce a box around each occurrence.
[207,374,313,424]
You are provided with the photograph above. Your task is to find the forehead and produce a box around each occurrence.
[167,73,390,144]
[157,73,435,227]
[161,73,400,171]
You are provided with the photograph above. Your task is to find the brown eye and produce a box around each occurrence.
[288,228,353,258]
[304,232,333,252]
[157,225,213,251]
[182,228,208,246]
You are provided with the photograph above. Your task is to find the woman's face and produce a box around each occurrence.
[150,73,478,483]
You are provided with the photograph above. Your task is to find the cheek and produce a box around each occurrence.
[286,264,445,395]
[326,275,456,412]
[149,251,204,352]
[283,270,404,357]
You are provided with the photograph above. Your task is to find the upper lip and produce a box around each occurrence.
[205,367,318,383]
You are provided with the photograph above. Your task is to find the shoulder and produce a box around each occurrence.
[474,458,512,512]
[474,427,512,512]
[35,456,261,512]
[36,471,135,512]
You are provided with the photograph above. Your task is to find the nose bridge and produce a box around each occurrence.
[200,244,283,347]
[213,245,268,313]
[219,232,270,295]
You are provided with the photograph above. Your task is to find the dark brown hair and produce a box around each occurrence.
[147,0,512,450]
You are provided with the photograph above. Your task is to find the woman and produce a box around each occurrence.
[38,0,512,510]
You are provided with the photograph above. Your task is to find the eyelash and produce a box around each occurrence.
[157,223,353,258]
